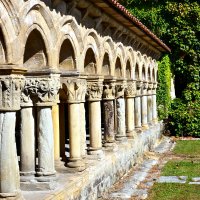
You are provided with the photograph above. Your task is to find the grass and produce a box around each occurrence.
[173,140,200,156]
[161,160,200,180]
[147,140,200,200]
[148,183,200,200]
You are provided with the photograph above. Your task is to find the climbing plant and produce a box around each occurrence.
[119,0,200,136]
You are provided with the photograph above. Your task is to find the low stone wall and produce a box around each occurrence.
[23,122,163,200]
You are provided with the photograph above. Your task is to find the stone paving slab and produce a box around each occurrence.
[157,176,187,183]
[191,177,200,182]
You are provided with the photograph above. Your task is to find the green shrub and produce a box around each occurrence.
[157,55,171,120]
[168,99,200,137]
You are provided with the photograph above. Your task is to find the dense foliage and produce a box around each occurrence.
[119,0,200,136]
[157,55,171,120]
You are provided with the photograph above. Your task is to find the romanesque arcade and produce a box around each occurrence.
[0,0,169,199]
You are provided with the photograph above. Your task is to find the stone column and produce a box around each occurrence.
[102,80,116,149]
[135,81,142,132]
[141,82,149,130]
[20,104,35,180]
[0,73,25,199]
[115,81,127,141]
[152,83,158,123]
[147,82,153,125]
[52,104,61,164]
[87,78,104,156]
[125,81,136,138]
[24,75,60,179]
[62,78,87,171]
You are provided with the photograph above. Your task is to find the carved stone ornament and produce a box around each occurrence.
[115,82,127,99]
[153,82,158,89]
[136,81,143,90]
[143,81,148,90]
[63,79,87,103]
[103,82,116,100]
[0,75,24,111]
[125,81,136,98]
[23,75,60,106]
[87,81,103,101]
[148,82,153,90]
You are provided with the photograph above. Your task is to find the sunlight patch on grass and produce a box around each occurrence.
[148,183,200,200]
[173,140,200,156]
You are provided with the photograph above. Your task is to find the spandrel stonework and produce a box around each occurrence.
[0,0,169,199]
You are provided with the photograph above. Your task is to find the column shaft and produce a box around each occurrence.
[89,101,102,153]
[67,103,85,170]
[116,98,126,140]
[37,107,55,176]
[126,98,135,137]
[147,95,153,124]
[142,94,148,129]
[80,103,87,158]
[0,112,20,197]
[20,107,35,176]
[104,100,115,143]
[135,96,142,129]
[52,105,60,162]
[152,94,158,123]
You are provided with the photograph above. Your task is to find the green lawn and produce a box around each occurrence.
[148,140,200,200]
[161,160,200,180]
[173,140,200,156]
[148,183,200,200]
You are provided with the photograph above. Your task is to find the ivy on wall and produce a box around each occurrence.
[157,55,171,120]
[119,0,200,136]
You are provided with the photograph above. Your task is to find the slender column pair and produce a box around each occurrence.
[141,81,149,130]
[62,78,87,171]
[87,78,104,157]
[115,80,127,141]
[152,82,158,123]
[102,79,116,149]
[135,80,143,132]
[147,82,153,125]
[125,80,137,138]
[0,70,25,199]
[20,75,60,181]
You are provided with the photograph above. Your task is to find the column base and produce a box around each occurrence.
[87,148,104,160]
[66,159,86,172]
[135,127,143,134]
[36,170,56,177]
[0,191,24,200]
[55,159,65,167]
[103,142,118,152]
[126,130,136,138]
[115,135,127,142]
[152,118,158,124]
[142,124,149,130]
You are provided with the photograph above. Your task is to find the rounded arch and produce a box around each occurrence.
[20,2,57,66]
[125,59,131,79]
[148,66,151,82]
[114,57,123,78]
[102,52,111,76]
[23,29,48,69]
[142,65,146,81]
[84,47,97,74]
[0,28,7,64]
[135,63,140,80]
[59,38,76,71]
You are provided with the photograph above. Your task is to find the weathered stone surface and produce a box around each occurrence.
[157,176,187,183]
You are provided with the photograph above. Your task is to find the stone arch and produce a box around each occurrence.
[0,1,19,62]
[135,63,140,80]
[84,47,97,74]
[82,34,100,73]
[23,29,48,69]
[102,52,111,76]
[125,48,135,79]
[114,57,123,78]
[142,65,146,81]
[148,67,151,82]
[59,38,76,71]
[60,16,84,52]
[125,59,131,79]
[20,2,57,66]
[0,28,7,64]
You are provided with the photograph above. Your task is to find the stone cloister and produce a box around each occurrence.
[0,0,170,199]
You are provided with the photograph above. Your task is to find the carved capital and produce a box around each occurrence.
[125,81,136,98]
[115,81,127,98]
[153,82,158,89]
[0,75,25,111]
[136,81,143,90]
[87,81,103,101]
[143,81,148,90]
[62,78,87,103]
[103,82,116,100]
[148,82,153,90]
[24,75,60,106]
